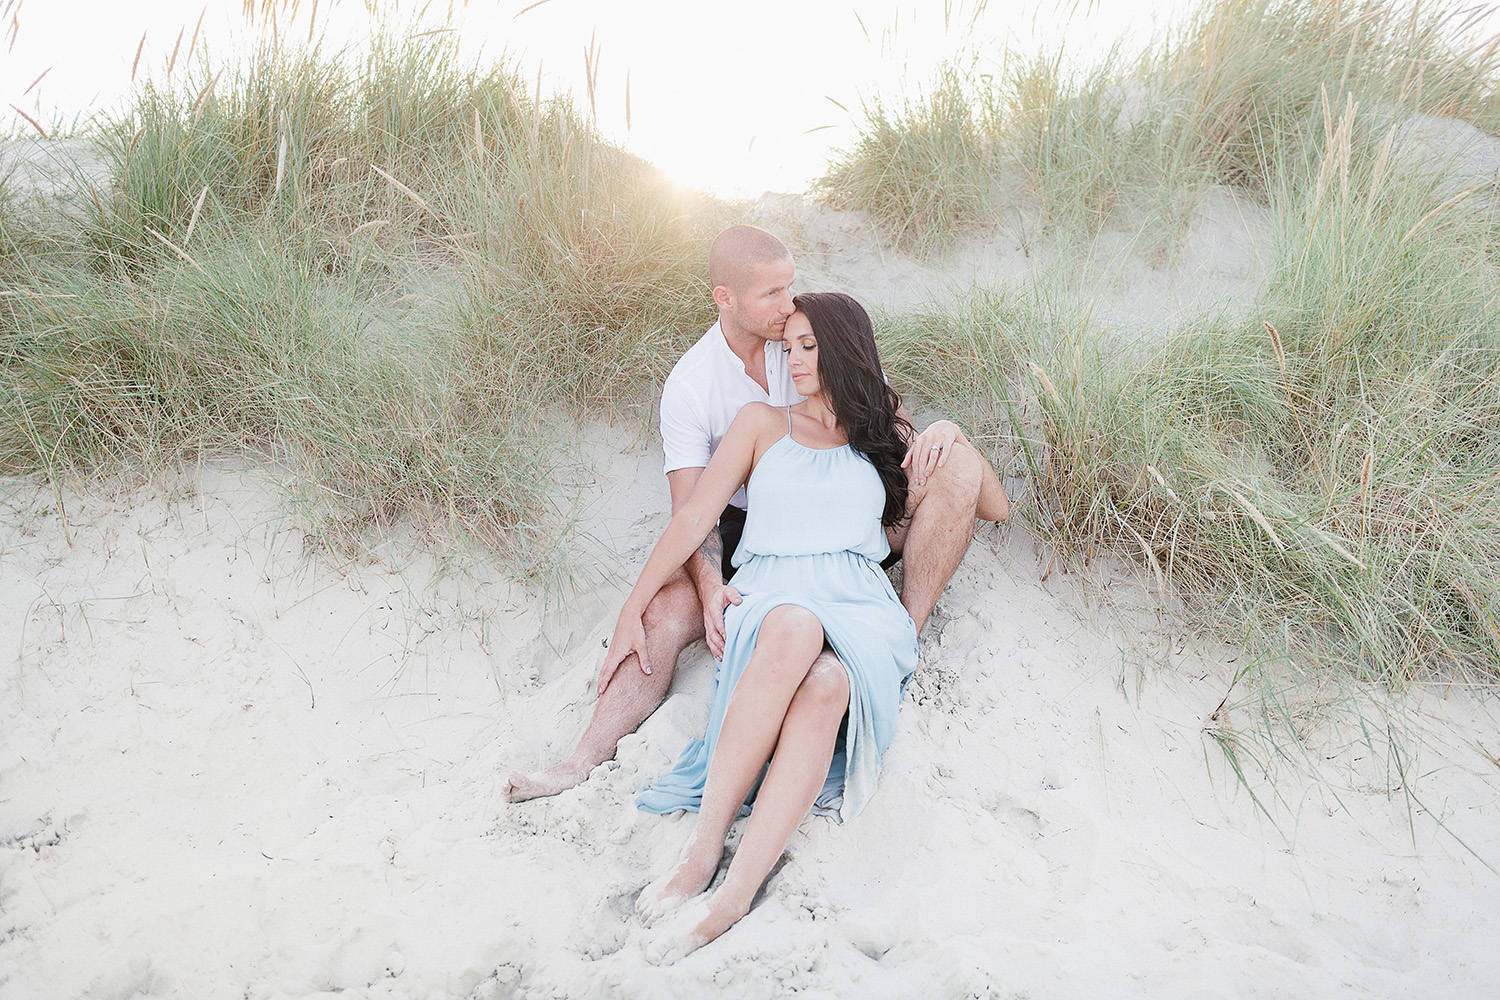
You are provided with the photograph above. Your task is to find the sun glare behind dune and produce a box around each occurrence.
[2,0,1197,196]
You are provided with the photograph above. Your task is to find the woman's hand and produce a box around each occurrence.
[901,419,964,486]
[701,583,743,660]
[596,610,650,696]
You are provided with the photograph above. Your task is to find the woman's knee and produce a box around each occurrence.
[793,652,850,718]
[760,604,824,649]
[745,605,825,686]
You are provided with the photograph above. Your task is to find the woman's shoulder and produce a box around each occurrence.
[726,401,798,458]
[720,402,789,453]
[731,401,784,429]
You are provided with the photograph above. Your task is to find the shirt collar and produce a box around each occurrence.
[713,321,774,394]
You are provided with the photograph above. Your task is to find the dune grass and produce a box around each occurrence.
[5,0,1498,681]
[814,0,1500,837]
[1154,0,1500,193]
[448,96,718,407]
[0,167,20,283]
[0,232,562,554]
[0,15,721,565]
[817,63,996,255]
[819,0,1500,252]
[822,0,1500,689]
[1008,102,1500,685]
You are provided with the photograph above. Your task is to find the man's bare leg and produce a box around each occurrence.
[892,443,987,636]
[503,570,706,802]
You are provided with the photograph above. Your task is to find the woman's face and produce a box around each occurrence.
[783,312,820,397]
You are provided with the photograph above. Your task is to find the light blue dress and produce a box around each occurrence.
[636,413,919,822]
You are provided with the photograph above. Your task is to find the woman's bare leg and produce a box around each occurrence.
[649,653,850,962]
[637,605,825,925]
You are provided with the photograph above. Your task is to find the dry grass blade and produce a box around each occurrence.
[1402,178,1500,244]
[4,0,20,51]
[184,185,210,244]
[1145,463,1180,502]
[190,70,222,118]
[188,5,206,65]
[274,132,288,197]
[1265,320,1287,379]
[1124,520,1168,598]
[1027,360,1064,408]
[583,28,600,121]
[167,25,185,80]
[8,103,47,137]
[369,164,433,214]
[144,225,211,278]
[1310,526,1367,569]
[131,30,148,81]
[1218,484,1285,551]
[23,66,49,95]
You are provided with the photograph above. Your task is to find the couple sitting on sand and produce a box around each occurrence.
[505,225,1010,960]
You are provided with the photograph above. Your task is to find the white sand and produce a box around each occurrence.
[4,435,1498,999]
[4,134,1500,998]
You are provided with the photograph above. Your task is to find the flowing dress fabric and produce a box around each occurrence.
[636,431,918,823]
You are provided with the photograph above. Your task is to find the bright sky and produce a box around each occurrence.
[2,0,1197,195]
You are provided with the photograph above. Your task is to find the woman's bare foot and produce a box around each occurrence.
[636,835,722,926]
[501,760,593,803]
[643,889,751,965]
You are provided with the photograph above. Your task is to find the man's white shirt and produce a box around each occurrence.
[660,322,802,509]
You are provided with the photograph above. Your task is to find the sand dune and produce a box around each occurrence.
[3,424,1498,998]
[3,131,1500,997]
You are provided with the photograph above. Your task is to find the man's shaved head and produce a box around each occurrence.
[708,225,792,296]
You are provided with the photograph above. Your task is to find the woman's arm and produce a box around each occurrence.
[900,414,1010,522]
[599,404,777,679]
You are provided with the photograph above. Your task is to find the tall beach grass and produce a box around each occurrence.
[819,0,1500,251]
[817,63,996,255]
[1011,103,1500,685]
[1,12,721,565]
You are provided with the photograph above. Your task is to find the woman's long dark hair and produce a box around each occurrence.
[792,292,912,527]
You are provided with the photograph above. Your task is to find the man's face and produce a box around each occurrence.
[724,257,795,342]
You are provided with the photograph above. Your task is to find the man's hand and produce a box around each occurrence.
[701,583,743,660]
[901,419,964,486]
[596,611,651,697]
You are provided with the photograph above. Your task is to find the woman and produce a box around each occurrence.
[601,292,962,961]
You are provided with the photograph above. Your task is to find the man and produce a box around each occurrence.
[503,225,1007,802]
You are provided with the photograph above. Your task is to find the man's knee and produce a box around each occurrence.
[925,442,983,507]
[642,569,705,649]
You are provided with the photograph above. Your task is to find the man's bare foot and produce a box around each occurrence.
[643,890,750,965]
[636,839,721,926]
[502,760,593,803]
